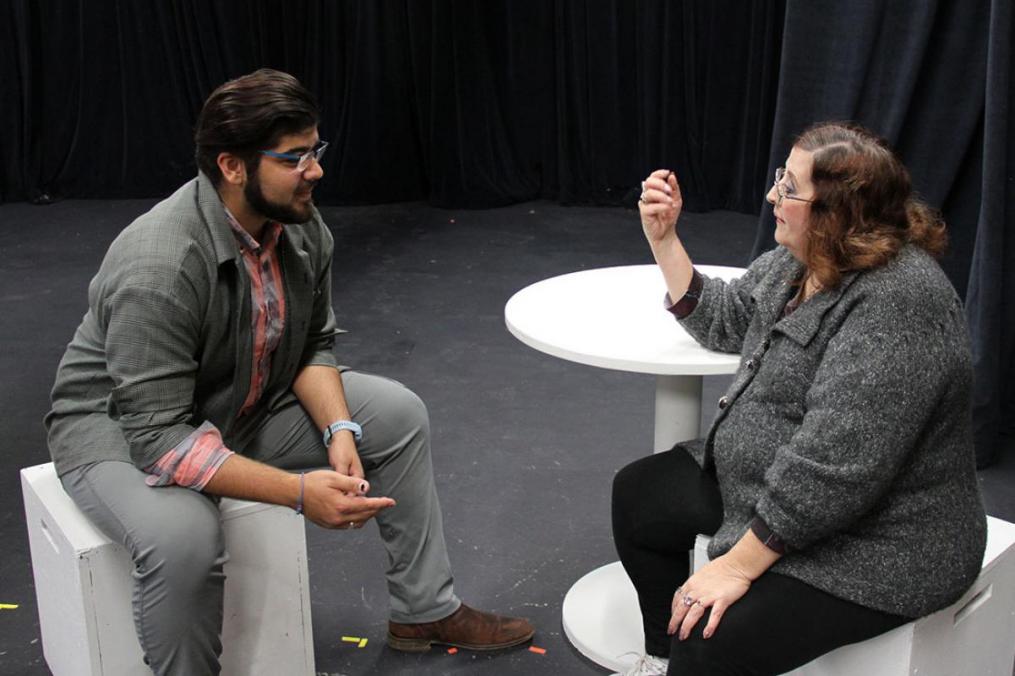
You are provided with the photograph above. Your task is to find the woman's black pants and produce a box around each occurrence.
[611,445,908,675]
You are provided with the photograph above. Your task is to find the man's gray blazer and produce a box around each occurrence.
[46,172,339,476]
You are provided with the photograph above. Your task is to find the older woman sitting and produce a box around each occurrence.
[611,122,986,676]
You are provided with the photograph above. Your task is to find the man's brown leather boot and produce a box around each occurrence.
[387,603,535,652]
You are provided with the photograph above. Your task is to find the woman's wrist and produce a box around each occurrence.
[651,238,695,302]
[648,230,681,255]
[724,529,783,581]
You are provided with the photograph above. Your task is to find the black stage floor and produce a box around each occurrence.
[2,198,1012,675]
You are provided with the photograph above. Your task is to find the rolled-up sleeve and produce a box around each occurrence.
[145,421,234,489]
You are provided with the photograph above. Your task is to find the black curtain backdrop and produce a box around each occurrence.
[3,0,1009,466]
[967,0,1015,468]
[751,0,1014,466]
[0,0,783,210]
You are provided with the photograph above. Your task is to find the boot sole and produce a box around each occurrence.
[386,629,535,653]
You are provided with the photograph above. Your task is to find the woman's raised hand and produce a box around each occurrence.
[639,170,682,245]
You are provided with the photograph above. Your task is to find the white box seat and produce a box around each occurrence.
[21,462,316,676]
[692,516,1015,675]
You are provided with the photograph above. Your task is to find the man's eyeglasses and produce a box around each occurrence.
[260,141,329,172]
[773,167,815,206]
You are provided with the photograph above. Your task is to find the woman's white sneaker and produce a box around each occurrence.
[612,653,669,675]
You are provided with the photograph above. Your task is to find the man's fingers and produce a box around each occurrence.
[329,472,369,495]
[335,496,396,519]
[319,497,394,529]
[349,456,366,481]
[349,496,396,512]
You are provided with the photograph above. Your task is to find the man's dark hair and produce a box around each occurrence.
[195,69,320,186]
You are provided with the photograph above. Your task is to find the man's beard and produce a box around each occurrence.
[244,169,315,225]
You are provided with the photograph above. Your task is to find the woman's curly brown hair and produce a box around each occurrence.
[795,122,947,289]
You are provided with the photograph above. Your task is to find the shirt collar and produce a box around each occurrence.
[223,206,282,254]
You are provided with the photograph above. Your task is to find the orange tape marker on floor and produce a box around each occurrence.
[447,647,459,654]
[529,646,547,655]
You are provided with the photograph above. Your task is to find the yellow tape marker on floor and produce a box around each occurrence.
[0,604,19,610]
[341,635,368,648]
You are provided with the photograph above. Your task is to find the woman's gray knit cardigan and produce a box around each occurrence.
[680,244,986,618]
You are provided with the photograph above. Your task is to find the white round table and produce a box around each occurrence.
[504,263,745,672]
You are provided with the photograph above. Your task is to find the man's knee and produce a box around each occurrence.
[381,384,431,440]
[134,496,225,592]
[345,371,431,441]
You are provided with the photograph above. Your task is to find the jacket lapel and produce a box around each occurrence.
[228,257,252,422]
[772,270,861,346]
[273,225,313,386]
[750,250,802,330]
[196,172,243,266]
[195,173,253,424]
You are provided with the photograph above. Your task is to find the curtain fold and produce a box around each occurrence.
[751,0,1011,466]
[966,0,1015,467]
[0,0,28,201]
[1,0,783,212]
[2,0,1008,463]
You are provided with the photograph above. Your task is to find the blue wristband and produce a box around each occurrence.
[323,420,363,447]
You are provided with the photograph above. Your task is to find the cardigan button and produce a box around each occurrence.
[718,396,730,410]
[746,358,756,371]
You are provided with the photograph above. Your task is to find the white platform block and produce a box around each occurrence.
[564,517,1015,674]
[21,462,315,676]
[562,561,645,673]
[693,516,1015,676]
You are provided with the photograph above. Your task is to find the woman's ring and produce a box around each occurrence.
[682,595,695,607]
[639,192,648,203]
[347,521,355,529]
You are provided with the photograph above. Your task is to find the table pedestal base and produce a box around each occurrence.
[562,375,707,672]
[561,561,644,673]
[654,374,703,452]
